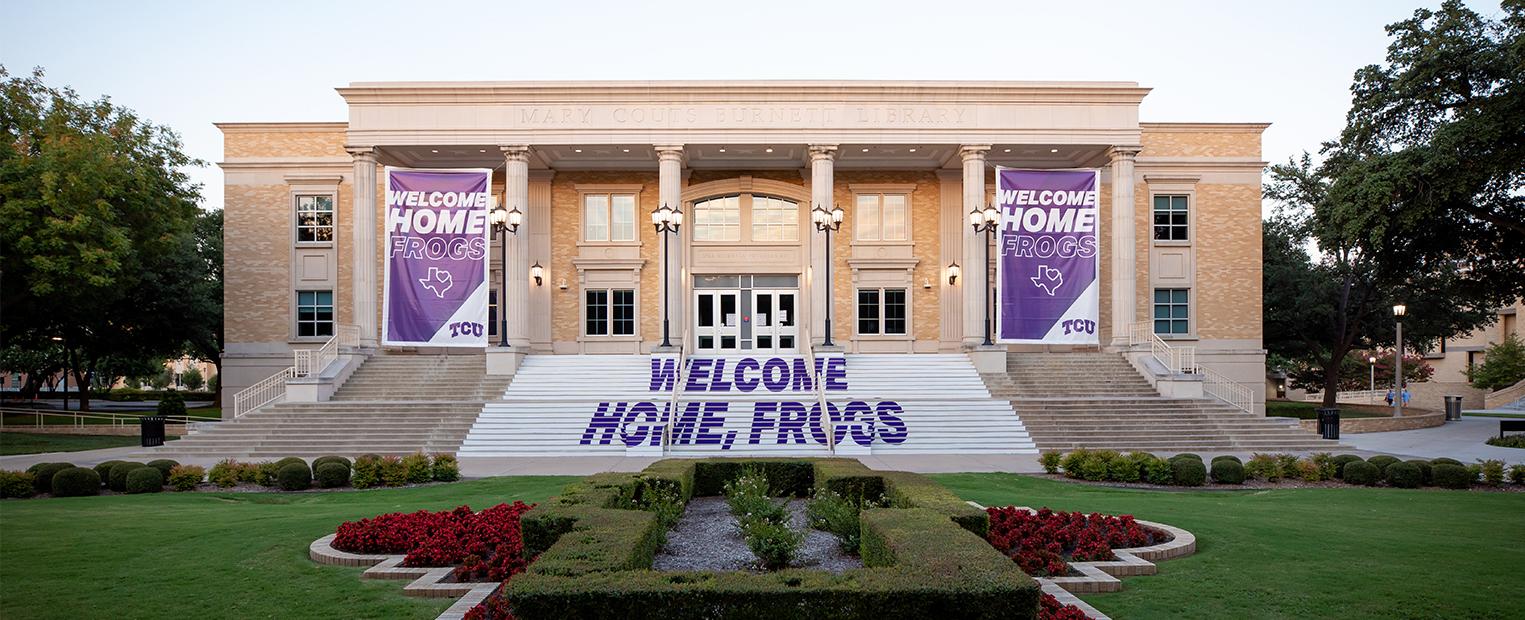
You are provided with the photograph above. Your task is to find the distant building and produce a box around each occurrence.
[1426,300,1524,384]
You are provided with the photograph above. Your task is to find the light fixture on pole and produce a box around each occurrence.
[969,204,1000,346]
[947,262,961,286]
[1368,355,1378,404]
[531,262,544,287]
[490,202,522,347]
[812,204,844,347]
[1393,303,1406,417]
[652,202,683,348]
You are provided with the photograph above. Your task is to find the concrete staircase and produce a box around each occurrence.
[984,352,1342,452]
[462,353,1037,457]
[147,353,510,458]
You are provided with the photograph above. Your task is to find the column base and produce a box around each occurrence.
[968,345,1008,374]
[815,344,846,354]
[651,345,682,355]
[486,348,527,376]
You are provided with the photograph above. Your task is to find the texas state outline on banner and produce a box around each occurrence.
[381,167,492,347]
[994,167,1101,345]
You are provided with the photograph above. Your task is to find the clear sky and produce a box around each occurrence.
[1,0,1505,212]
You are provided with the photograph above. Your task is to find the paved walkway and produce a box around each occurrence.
[1338,416,1524,464]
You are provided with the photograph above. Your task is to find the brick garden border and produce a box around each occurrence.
[308,534,499,620]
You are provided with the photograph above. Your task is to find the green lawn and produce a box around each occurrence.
[0,432,178,456]
[1466,411,1525,419]
[0,476,574,620]
[932,473,1525,619]
[1265,400,1394,419]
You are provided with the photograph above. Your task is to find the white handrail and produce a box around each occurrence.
[294,324,360,377]
[661,326,689,455]
[1129,321,1254,414]
[231,367,295,418]
[0,407,222,427]
[1202,366,1254,414]
[800,323,835,454]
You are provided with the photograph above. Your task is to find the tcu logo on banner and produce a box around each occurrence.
[381,167,492,347]
[995,168,1101,344]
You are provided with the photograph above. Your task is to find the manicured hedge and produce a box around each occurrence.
[1211,455,1242,465]
[277,462,312,491]
[1367,455,1400,472]
[108,462,146,492]
[146,459,179,479]
[1433,464,1473,489]
[126,467,164,494]
[315,462,350,488]
[1210,459,1246,484]
[1330,455,1364,479]
[312,455,351,471]
[1385,461,1422,489]
[93,460,125,485]
[1404,460,1433,486]
[52,467,101,497]
[27,462,73,495]
[1171,458,1207,487]
[1343,461,1380,486]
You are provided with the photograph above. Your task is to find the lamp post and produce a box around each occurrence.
[812,204,844,347]
[1368,355,1377,404]
[969,204,1000,346]
[651,203,683,348]
[489,202,522,347]
[1393,303,1406,417]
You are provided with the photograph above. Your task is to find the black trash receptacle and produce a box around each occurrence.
[139,415,166,447]
[1317,407,1340,440]
[1443,395,1464,421]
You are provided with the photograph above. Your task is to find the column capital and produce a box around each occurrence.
[1108,145,1142,161]
[959,145,991,161]
[655,144,685,163]
[500,145,531,162]
[808,144,838,161]
[345,146,377,162]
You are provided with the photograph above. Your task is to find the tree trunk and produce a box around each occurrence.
[73,367,91,412]
[1320,348,1348,408]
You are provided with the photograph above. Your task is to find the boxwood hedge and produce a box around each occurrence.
[507,458,1037,619]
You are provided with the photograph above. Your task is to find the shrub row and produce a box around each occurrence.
[1043,450,1525,491]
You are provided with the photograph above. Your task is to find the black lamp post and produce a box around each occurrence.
[1393,302,1406,417]
[652,203,683,348]
[812,204,844,347]
[969,204,1000,346]
[490,202,522,347]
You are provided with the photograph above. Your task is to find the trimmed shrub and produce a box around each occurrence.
[156,391,187,417]
[312,455,351,472]
[431,454,460,482]
[1433,463,1473,489]
[146,459,179,479]
[1058,449,1091,477]
[1210,459,1245,484]
[1479,459,1506,486]
[255,461,281,486]
[275,457,307,470]
[208,459,240,488]
[51,467,102,497]
[741,518,803,570]
[93,460,125,485]
[1404,460,1433,486]
[1169,453,1203,464]
[1143,454,1174,485]
[108,462,146,492]
[1466,464,1484,484]
[1210,455,1242,465]
[1367,455,1400,472]
[1,470,36,498]
[1511,464,1525,485]
[401,453,432,484]
[1342,461,1380,486]
[1430,457,1464,467]
[168,465,205,491]
[126,467,164,494]
[1106,454,1142,483]
[1331,455,1364,479]
[1171,458,1207,487]
[1245,453,1282,481]
[1038,452,1061,474]
[277,461,312,491]
[379,456,407,487]
[352,455,381,489]
[315,462,350,488]
[1386,462,1422,489]
[27,462,73,495]
[807,488,862,553]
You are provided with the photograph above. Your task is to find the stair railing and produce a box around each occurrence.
[232,367,296,418]
[233,324,359,418]
[1129,321,1255,414]
[661,327,689,456]
[800,324,835,454]
[1201,366,1254,414]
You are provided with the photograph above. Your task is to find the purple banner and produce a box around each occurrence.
[382,167,492,347]
[995,168,1101,344]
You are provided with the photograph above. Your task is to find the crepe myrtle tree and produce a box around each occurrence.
[0,67,215,410]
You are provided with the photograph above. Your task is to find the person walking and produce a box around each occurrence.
[1402,386,1412,406]
[1385,388,1394,406]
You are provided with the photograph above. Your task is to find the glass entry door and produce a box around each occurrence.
[694,290,741,352]
[751,290,798,354]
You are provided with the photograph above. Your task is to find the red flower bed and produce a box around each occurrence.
[986,507,1163,577]
[332,501,535,582]
[1040,593,1091,620]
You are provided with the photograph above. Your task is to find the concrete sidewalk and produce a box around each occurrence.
[1337,416,1524,464]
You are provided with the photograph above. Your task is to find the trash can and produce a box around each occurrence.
[139,415,166,448]
[1443,395,1464,421]
[1317,407,1340,440]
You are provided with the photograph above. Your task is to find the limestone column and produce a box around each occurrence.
[808,145,838,347]
[348,147,379,347]
[1109,146,1141,346]
[655,145,685,349]
[960,145,990,346]
[502,146,532,349]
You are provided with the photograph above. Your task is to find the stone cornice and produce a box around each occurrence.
[215,122,346,133]
[1140,122,1271,133]
[338,80,1151,106]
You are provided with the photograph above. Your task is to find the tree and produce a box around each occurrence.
[185,209,223,403]
[1470,333,1525,391]
[0,67,211,410]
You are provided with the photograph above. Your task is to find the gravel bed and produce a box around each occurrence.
[653,496,863,573]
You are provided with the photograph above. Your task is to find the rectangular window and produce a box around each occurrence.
[1153,288,1190,335]
[693,196,741,242]
[295,195,334,243]
[750,196,799,241]
[1152,195,1189,241]
[855,194,908,241]
[584,194,637,242]
[857,288,908,336]
[296,290,334,338]
[488,289,499,337]
[585,288,635,336]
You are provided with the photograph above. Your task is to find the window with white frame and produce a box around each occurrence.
[295,195,334,242]
[584,193,637,242]
[1153,288,1190,335]
[856,288,908,336]
[488,288,499,338]
[296,290,334,338]
[750,196,799,241]
[692,195,741,242]
[585,289,635,336]
[1152,195,1189,241]
[855,193,908,241]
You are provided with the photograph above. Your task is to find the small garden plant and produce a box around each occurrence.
[722,468,801,570]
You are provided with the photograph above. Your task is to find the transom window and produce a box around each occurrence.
[584,194,637,242]
[585,289,635,336]
[1153,288,1190,335]
[1152,195,1189,241]
[750,196,799,241]
[296,290,334,338]
[692,196,742,242]
[295,195,334,243]
[856,288,908,336]
[855,193,908,242]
